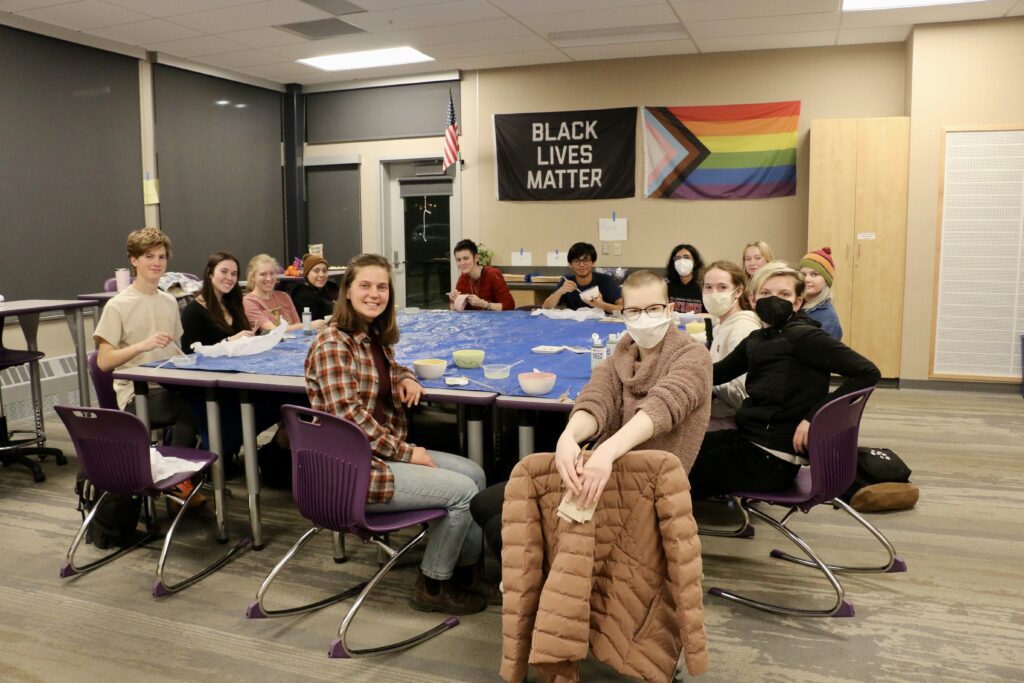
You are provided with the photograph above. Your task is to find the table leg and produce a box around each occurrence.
[205,388,228,543]
[64,307,90,407]
[466,404,484,468]
[518,411,535,461]
[19,313,46,440]
[132,380,151,430]
[240,392,263,550]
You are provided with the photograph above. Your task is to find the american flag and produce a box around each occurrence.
[442,90,460,172]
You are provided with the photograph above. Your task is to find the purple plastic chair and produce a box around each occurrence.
[54,405,249,596]
[707,387,906,618]
[245,405,458,659]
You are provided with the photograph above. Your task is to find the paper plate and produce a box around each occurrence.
[531,345,563,354]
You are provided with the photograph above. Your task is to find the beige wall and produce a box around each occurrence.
[459,43,907,270]
[900,17,1024,380]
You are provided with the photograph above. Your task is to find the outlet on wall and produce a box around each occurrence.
[601,243,610,254]
[613,243,622,255]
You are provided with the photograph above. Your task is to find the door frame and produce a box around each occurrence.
[379,155,462,308]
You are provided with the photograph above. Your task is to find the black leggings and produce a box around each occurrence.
[470,481,507,560]
[126,387,197,448]
[688,429,800,499]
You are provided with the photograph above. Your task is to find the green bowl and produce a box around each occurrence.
[452,349,485,369]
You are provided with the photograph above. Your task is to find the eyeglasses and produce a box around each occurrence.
[570,257,594,266]
[621,304,668,321]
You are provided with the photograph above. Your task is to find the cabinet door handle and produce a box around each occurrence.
[846,244,850,262]
[857,242,861,259]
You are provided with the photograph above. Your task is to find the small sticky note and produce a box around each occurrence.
[546,251,563,267]
[143,178,160,205]
[599,217,627,242]
[511,250,532,266]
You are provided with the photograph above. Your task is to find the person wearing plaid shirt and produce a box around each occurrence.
[305,253,495,615]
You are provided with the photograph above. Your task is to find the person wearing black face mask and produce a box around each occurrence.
[688,262,880,498]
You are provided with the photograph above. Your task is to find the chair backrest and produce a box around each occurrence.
[87,351,119,410]
[281,405,374,536]
[54,405,155,494]
[803,387,875,509]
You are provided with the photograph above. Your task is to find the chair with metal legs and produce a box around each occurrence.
[0,325,67,482]
[54,405,249,596]
[707,387,907,618]
[245,405,459,659]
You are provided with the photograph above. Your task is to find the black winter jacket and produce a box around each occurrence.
[713,312,880,453]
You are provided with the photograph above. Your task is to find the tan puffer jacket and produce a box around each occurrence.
[501,451,708,683]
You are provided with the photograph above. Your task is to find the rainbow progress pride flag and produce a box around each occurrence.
[643,100,800,200]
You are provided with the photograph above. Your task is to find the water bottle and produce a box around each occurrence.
[590,333,606,370]
[302,307,312,333]
[607,332,618,358]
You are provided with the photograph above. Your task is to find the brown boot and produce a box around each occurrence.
[454,561,502,606]
[410,571,487,615]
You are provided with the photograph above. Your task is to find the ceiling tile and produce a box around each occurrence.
[488,0,655,16]
[166,0,332,33]
[195,48,288,68]
[836,24,911,45]
[685,11,839,38]
[149,34,251,57]
[219,26,307,47]
[262,31,400,59]
[671,0,839,22]
[420,34,552,59]
[380,18,532,46]
[101,0,260,18]
[342,0,452,10]
[0,0,74,11]
[340,0,506,33]
[15,0,150,30]
[234,60,320,80]
[695,29,837,52]
[839,0,1016,29]
[516,4,678,35]
[564,38,698,62]
[551,27,690,48]
[441,48,571,71]
[88,19,203,45]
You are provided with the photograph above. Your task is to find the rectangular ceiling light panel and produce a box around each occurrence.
[298,46,433,71]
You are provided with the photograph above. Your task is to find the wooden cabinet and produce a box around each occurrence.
[807,117,910,378]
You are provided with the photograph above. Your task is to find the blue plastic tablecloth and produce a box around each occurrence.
[155,310,631,398]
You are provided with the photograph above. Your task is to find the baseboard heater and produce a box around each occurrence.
[0,354,93,425]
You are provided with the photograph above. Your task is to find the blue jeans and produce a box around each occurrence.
[366,451,486,581]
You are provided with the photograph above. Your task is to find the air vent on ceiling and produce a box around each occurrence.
[300,0,366,15]
[275,18,365,40]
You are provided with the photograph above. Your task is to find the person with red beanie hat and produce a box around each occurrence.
[799,246,842,340]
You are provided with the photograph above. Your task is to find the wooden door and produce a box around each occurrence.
[807,119,858,340]
[849,117,910,377]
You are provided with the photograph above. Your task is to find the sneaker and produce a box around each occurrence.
[410,571,487,615]
[168,479,206,510]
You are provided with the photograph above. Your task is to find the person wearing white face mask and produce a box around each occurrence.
[553,270,712,509]
[700,260,761,430]
[665,243,706,315]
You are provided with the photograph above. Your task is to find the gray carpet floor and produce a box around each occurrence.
[1,386,1022,682]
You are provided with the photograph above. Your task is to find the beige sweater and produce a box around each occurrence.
[572,325,712,473]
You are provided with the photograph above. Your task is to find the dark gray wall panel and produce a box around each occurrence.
[0,26,143,300]
[153,65,284,274]
[306,81,460,143]
[306,165,361,265]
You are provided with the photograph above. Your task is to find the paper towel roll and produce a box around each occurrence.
[115,268,131,291]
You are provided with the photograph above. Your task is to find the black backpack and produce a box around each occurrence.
[74,471,145,549]
[841,447,918,512]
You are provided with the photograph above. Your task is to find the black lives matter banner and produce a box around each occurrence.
[493,107,636,201]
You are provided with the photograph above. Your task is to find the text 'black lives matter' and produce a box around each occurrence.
[494,107,637,201]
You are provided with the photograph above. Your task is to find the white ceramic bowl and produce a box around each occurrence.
[413,358,447,379]
[453,349,485,368]
[518,371,556,396]
[580,286,600,302]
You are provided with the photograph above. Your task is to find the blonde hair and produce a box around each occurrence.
[743,240,775,265]
[749,261,805,299]
[126,227,171,260]
[622,269,669,304]
[245,254,279,293]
